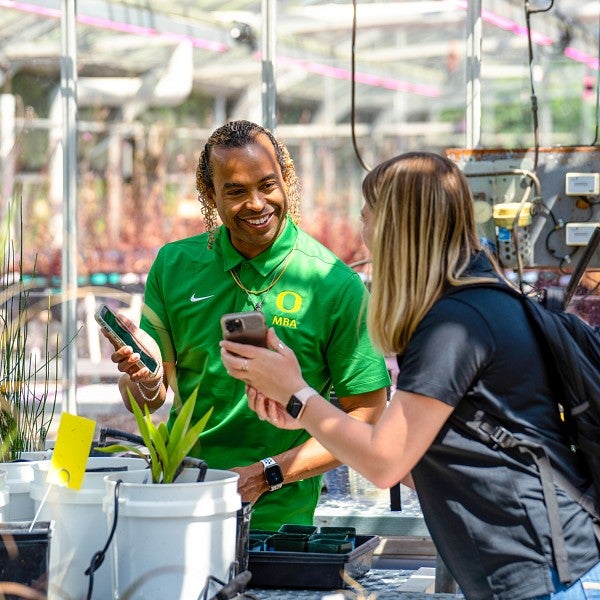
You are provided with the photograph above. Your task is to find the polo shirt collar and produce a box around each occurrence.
[218,216,298,277]
[465,250,497,278]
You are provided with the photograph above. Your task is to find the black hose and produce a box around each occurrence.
[85,479,122,600]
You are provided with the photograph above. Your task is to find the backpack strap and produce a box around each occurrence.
[447,284,600,540]
[452,406,573,584]
[447,284,600,523]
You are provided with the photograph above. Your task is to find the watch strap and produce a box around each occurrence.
[260,457,277,469]
[260,457,284,491]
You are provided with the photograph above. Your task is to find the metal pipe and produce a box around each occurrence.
[261,0,276,131]
[60,0,78,415]
[465,0,482,149]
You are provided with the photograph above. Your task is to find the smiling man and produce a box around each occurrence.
[108,120,390,530]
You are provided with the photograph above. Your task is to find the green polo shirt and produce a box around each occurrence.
[140,217,390,529]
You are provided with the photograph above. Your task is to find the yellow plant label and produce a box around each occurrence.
[47,413,96,490]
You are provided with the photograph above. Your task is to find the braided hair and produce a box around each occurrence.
[196,120,301,248]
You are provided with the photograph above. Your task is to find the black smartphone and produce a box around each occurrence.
[94,304,160,376]
[220,311,268,347]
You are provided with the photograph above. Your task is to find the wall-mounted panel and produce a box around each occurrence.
[447,146,600,270]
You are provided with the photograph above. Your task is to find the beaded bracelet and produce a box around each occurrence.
[135,380,162,402]
[134,367,163,402]
[137,376,162,392]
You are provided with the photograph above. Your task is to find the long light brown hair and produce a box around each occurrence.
[363,152,503,355]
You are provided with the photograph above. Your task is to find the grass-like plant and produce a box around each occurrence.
[97,387,213,483]
[0,196,60,461]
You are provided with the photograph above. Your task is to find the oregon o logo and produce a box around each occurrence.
[276,291,302,313]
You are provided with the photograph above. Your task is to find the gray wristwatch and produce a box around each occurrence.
[260,457,284,491]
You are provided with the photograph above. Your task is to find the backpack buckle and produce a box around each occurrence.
[488,425,512,447]
[465,412,514,447]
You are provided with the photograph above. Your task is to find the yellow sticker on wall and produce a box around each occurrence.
[47,413,96,490]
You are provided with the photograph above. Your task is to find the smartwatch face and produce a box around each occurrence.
[265,464,284,488]
[286,396,303,418]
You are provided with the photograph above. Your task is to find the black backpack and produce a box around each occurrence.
[446,282,600,584]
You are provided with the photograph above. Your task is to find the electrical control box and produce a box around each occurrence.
[446,146,600,269]
[565,173,600,196]
[565,222,600,246]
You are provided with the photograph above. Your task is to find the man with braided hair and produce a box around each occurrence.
[106,120,390,529]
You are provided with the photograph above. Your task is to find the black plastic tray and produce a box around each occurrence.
[248,534,380,589]
[0,521,53,595]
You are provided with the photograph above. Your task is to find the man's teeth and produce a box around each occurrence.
[247,215,269,225]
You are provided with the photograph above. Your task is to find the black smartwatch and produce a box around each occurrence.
[260,457,284,491]
[286,387,317,419]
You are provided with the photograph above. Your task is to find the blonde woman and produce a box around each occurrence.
[221,152,600,599]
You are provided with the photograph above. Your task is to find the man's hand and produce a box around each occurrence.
[229,463,269,505]
[101,313,163,384]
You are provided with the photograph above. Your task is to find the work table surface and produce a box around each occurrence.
[248,568,464,599]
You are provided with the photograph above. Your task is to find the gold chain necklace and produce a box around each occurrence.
[229,244,296,310]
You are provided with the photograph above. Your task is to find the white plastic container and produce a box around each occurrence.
[103,467,241,600]
[30,456,148,600]
[0,470,10,521]
[1,451,52,521]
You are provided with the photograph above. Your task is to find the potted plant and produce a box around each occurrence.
[97,386,214,483]
[0,197,62,522]
[0,197,64,595]
[30,453,149,600]
[96,389,242,600]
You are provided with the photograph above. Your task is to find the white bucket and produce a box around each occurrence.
[30,456,148,600]
[103,468,241,600]
[0,470,9,521]
[1,452,52,520]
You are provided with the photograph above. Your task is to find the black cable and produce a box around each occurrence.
[350,0,370,172]
[559,254,579,274]
[200,571,259,600]
[98,427,144,447]
[85,479,122,600]
[543,221,581,270]
[209,571,253,600]
[524,0,554,173]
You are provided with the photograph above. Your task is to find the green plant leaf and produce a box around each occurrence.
[157,421,169,443]
[166,406,213,483]
[163,389,199,482]
[144,411,170,482]
[94,444,150,464]
[167,387,198,453]
[117,387,213,484]
[128,392,162,482]
[180,405,213,456]
[142,406,165,483]
[128,393,151,446]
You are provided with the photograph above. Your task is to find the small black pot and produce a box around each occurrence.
[0,521,53,599]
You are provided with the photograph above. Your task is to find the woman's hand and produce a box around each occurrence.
[220,328,307,428]
[246,385,303,430]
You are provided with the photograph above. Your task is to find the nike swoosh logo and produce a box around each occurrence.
[190,294,214,303]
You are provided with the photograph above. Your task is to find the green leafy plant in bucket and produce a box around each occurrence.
[97,387,213,483]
